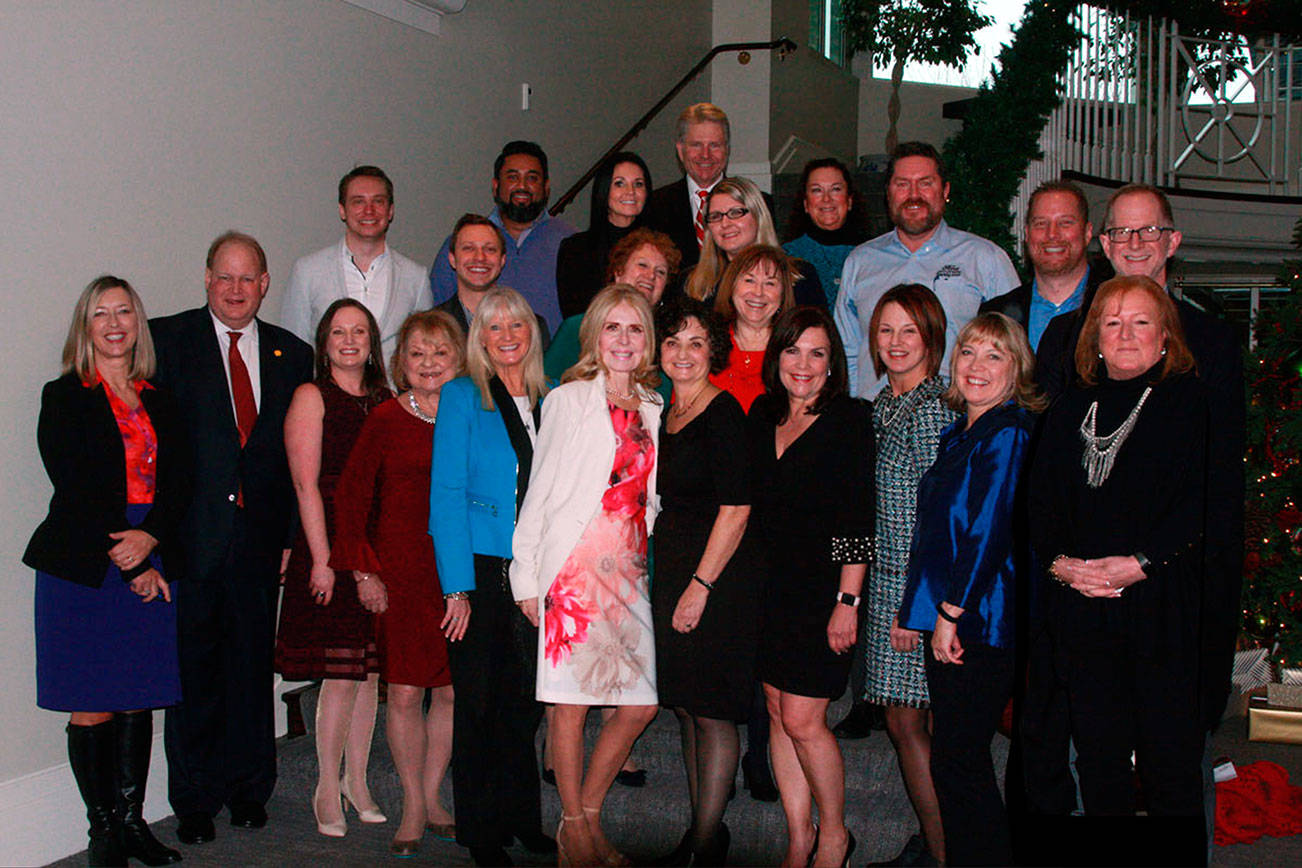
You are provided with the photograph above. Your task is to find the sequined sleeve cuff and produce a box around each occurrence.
[831,536,874,565]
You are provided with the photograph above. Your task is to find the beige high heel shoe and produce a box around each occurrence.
[340,777,387,824]
[312,785,347,838]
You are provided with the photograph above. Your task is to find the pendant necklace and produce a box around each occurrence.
[1078,386,1151,488]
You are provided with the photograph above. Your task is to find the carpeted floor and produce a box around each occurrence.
[48,690,1302,866]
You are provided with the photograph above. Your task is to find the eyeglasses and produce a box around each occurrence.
[1102,225,1175,243]
[705,206,750,224]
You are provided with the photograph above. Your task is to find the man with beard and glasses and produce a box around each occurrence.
[834,142,1018,398]
[980,180,1107,353]
[429,141,575,337]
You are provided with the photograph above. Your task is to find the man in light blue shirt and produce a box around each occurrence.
[429,141,575,336]
[835,142,1019,398]
[980,180,1097,352]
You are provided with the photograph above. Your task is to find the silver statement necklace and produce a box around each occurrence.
[408,393,437,424]
[1078,386,1152,488]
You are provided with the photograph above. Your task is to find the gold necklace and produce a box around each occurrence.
[670,380,709,419]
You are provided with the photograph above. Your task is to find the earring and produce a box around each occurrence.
[1097,352,1103,360]
[1161,346,1167,357]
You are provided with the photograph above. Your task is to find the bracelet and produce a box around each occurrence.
[1134,551,1151,571]
[692,574,715,592]
[835,591,861,608]
[936,603,961,624]
[444,591,469,601]
[1049,554,1068,583]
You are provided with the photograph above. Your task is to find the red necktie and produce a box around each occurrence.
[694,189,709,247]
[227,331,257,446]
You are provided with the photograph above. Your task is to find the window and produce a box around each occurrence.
[809,0,846,67]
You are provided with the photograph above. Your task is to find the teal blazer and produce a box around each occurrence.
[429,375,545,593]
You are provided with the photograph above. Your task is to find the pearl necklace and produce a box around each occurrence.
[407,393,437,424]
[1078,386,1151,488]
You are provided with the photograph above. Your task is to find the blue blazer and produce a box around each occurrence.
[898,401,1033,649]
[429,375,544,593]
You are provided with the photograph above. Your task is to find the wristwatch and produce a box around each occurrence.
[835,592,861,608]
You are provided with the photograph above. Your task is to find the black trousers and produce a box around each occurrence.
[926,640,1014,867]
[447,555,545,848]
[1060,624,1204,818]
[164,512,278,816]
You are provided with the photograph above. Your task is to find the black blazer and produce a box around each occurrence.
[435,295,551,351]
[148,307,313,583]
[24,373,185,587]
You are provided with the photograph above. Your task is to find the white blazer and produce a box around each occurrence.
[279,238,429,361]
[510,373,662,605]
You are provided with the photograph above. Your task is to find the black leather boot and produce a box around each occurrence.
[114,712,182,865]
[67,721,126,867]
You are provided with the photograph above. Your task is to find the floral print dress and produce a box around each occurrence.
[542,404,657,705]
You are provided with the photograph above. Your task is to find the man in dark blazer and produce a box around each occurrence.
[437,213,549,349]
[979,179,1106,355]
[152,232,313,846]
[644,102,731,273]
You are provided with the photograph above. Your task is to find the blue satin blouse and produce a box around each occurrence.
[897,401,1034,649]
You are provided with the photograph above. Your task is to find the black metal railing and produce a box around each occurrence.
[549,37,799,217]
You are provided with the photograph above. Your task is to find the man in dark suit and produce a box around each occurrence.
[979,179,1105,353]
[437,213,549,349]
[644,102,731,272]
[152,231,313,846]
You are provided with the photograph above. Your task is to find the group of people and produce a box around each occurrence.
[27,98,1243,868]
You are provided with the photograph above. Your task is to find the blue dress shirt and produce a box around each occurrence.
[1026,270,1088,352]
[897,402,1034,649]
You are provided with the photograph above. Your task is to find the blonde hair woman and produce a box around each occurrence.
[511,285,663,866]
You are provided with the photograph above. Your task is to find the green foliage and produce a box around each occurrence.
[941,0,1081,255]
[1242,217,1302,666]
[841,0,991,68]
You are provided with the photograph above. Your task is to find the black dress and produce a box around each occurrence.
[652,391,760,721]
[750,393,875,699]
[1028,367,1209,821]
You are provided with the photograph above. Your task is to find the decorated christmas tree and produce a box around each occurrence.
[1242,216,1302,669]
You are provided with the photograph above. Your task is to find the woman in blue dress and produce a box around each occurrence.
[898,312,1043,866]
[25,276,184,867]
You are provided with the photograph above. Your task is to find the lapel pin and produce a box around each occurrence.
[273,349,282,357]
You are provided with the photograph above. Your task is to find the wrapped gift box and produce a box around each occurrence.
[1248,694,1302,744]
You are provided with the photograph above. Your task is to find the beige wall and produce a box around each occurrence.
[854,53,975,159]
[769,0,858,165]
[0,0,712,785]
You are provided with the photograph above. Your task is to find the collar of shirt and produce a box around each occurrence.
[84,370,154,392]
[209,308,259,348]
[338,236,390,276]
[490,205,548,249]
[686,175,719,210]
[1030,267,1088,315]
[885,219,955,257]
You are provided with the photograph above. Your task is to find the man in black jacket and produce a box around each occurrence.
[979,179,1101,353]
[645,102,731,272]
[152,232,313,846]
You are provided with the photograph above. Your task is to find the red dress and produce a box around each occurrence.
[330,398,451,688]
[275,381,386,681]
[709,330,766,412]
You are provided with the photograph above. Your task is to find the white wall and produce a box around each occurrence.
[0,0,713,859]
[769,0,858,165]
